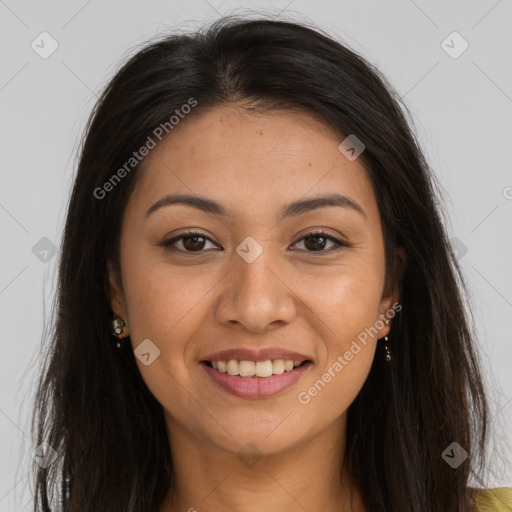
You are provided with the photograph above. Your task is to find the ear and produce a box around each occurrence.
[107,260,129,331]
[377,246,407,338]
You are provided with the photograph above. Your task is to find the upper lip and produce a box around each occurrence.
[202,347,312,363]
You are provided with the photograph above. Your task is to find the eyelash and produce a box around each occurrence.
[159,229,350,254]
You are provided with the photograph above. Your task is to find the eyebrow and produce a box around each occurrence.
[145,193,366,221]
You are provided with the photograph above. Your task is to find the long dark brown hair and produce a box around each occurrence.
[29,13,491,511]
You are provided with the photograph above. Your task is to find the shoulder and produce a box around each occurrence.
[470,487,512,511]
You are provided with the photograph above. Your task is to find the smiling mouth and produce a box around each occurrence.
[201,359,312,378]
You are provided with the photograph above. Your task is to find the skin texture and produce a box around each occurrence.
[108,104,406,512]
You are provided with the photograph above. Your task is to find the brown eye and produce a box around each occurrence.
[291,230,349,253]
[159,229,349,254]
[160,231,218,252]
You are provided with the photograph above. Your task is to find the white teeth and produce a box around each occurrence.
[255,360,273,377]
[272,359,285,375]
[239,360,255,377]
[209,358,306,377]
[227,359,239,376]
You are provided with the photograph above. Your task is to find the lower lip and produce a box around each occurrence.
[200,362,312,399]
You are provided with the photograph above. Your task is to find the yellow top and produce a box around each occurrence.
[472,487,512,511]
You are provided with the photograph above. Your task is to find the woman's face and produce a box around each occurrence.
[109,104,402,456]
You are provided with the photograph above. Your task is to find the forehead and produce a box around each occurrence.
[127,104,379,226]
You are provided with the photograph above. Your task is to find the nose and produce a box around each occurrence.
[215,247,297,332]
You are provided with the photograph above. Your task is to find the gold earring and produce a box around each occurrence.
[383,335,391,362]
[112,315,129,348]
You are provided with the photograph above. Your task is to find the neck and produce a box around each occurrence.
[159,412,366,512]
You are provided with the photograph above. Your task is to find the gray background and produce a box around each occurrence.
[1,0,511,509]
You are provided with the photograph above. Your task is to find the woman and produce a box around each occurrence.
[31,14,511,512]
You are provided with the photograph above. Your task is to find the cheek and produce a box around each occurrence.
[296,268,380,415]
[121,262,205,416]
[124,273,171,341]
[121,257,216,387]
[297,259,382,396]
[302,256,385,339]
[121,247,207,342]
[297,342,376,430]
